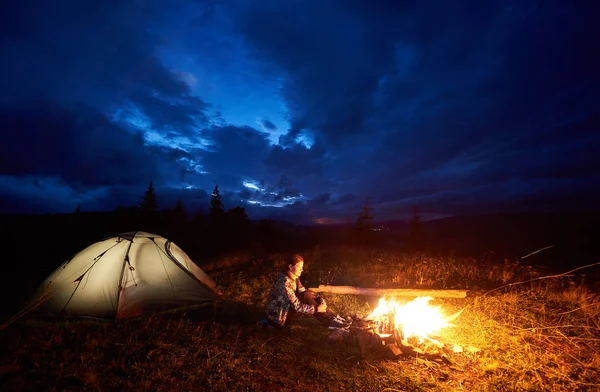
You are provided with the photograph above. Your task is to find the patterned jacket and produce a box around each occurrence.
[266,272,315,327]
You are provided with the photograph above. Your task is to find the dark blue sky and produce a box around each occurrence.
[1,0,599,223]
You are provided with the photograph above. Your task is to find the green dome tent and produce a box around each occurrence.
[32,231,220,319]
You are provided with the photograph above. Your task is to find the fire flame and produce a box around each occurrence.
[366,296,458,341]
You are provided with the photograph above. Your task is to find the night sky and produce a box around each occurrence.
[1,0,599,224]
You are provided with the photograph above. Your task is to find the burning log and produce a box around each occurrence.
[342,296,462,364]
[309,285,468,298]
[384,343,402,359]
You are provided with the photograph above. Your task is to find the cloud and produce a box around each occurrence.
[237,1,384,144]
[1,0,599,222]
[127,91,210,136]
[235,0,600,218]
[0,175,98,214]
[174,71,199,87]
[264,143,323,177]
[256,118,278,131]
[310,193,331,206]
[0,0,212,138]
[200,125,272,185]
[0,101,157,187]
[0,99,219,214]
[0,0,226,215]
[331,193,358,206]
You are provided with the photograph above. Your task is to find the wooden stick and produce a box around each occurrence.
[308,285,468,298]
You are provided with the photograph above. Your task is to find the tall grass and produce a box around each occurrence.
[1,246,598,391]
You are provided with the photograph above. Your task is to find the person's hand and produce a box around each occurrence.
[317,301,327,313]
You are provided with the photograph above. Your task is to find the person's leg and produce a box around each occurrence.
[298,291,336,327]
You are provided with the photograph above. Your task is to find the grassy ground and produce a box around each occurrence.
[1,246,599,391]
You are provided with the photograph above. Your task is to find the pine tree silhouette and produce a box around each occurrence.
[356,200,374,232]
[209,185,224,228]
[192,209,205,228]
[407,207,423,250]
[226,206,251,248]
[140,182,158,216]
[174,198,187,222]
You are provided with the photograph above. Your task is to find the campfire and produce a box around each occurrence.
[341,296,463,362]
[367,296,455,341]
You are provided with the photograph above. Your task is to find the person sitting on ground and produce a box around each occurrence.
[265,254,350,329]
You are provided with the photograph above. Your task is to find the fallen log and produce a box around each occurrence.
[308,285,468,298]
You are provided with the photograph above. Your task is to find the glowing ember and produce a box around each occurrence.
[366,296,457,341]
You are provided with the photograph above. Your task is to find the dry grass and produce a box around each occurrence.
[298,246,543,290]
[436,286,600,391]
[1,246,599,391]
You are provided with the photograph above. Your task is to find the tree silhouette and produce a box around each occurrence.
[162,198,188,245]
[192,209,205,228]
[257,217,276,251]
[407,206,423,250]
[209,185,225,228]
[187,209,206,256]
[173,198,187,223]
[356,200,374,232]
[226,206,249,224]
[140,182,158,231]
[140,182,158,215]
[226,206,251,248]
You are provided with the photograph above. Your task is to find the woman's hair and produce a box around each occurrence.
[281,254,304,273]
[291,254,304,265]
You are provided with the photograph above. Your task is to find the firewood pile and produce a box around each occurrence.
[329,314,454,364]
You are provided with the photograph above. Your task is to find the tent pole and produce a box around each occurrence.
[115,239,134,321]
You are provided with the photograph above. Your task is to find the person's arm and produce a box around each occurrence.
[297,278,307,294]
[285,279,314,314]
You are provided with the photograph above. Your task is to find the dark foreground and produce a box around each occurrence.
[1,248,599,391]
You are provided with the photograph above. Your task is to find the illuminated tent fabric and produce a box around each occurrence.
[33,231,219,319]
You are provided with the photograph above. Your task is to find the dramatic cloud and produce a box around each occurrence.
[0,102,156,187]
[256,118,277,132]
[234,0,600,218]
[0,0,598,222]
